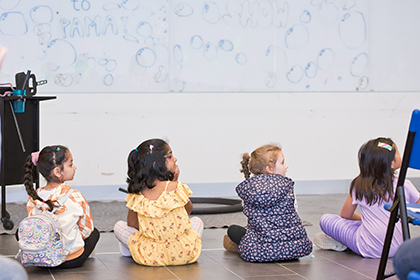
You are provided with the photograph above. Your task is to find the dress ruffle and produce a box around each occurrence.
[125,181,192,218]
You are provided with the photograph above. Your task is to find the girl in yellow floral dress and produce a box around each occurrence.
[114,139,203,266]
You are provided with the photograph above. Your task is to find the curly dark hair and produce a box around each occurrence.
[127,139,174,194]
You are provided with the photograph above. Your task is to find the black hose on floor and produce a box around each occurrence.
[118,188,242,214]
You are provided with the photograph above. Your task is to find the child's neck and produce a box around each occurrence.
[43,181,63,191]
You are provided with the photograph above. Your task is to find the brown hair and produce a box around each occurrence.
[350,137,396,205]
[240,144,282,179]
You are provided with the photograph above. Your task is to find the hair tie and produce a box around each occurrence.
[149,145,154,152]
[56,147,60,151]
[31,151,40,166]
[135,148,138,152]
[378,142,392,151]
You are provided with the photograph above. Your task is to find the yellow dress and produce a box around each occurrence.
[126,181,202,266]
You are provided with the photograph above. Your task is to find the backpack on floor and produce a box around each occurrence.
[16,190,74,267]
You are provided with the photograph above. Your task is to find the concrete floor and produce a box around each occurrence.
[1,194,418,280]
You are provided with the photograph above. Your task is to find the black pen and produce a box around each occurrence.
[21,70,31,90]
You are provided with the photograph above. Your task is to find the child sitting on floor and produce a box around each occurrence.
[21,145,99,268]
[223,143,313,262]
[114,138,203,266]
[314,137,420,258]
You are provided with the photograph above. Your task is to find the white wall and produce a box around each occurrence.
[23,91,418,201]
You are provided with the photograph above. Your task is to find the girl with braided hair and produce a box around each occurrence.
[21,145,99,268]
[223,143,312,262]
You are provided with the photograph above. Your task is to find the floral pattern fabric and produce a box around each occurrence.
[126,181,202,266]
[236,174,313,262]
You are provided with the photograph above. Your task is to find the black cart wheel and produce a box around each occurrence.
[2,218,14,230]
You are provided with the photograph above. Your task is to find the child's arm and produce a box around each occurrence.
[127,209,139,230]
[340,194,361,220]
[72,191,94,239]
[184,200,193,215]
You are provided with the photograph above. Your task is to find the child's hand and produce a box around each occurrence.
[173,165,180,181]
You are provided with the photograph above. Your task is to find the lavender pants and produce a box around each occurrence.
[320,214,362,255]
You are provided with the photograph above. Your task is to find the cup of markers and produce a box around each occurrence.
[12,89,26,113]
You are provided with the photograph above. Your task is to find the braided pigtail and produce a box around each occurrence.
[24,154,54,211]
[240,153,251,179]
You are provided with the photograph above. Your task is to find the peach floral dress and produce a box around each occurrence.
[126,181,202,266]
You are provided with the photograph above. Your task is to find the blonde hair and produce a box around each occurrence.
[240,144,282,179]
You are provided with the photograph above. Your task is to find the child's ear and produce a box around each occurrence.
[52,167,62,178]
[265,165,274,174]
[391,159,397,170]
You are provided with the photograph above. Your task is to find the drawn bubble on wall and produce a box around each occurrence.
[174,3,194,17]
[190,35,204,49]
[265,73,277,88]
[54,73,73,87]
[263,45,286,73]
[339,11,367,49]
[0,0,20,10]
[36,50,47,60]
[173,45,183,63]
[154,65,168,83]
[46,39,77,70]
[0,12,28,35]
[300,10,311,23]
[286,65,304,83]
[103,3,121,11]
[203,2,220,24]
[172,63,183,80]
[30,5,53,23]
[33,24,52,45]
[218,40,234,51]
[285,24,309,50]
[104,74,114,86]
[121,0,140,11]
[350,52,368,77]
[203,42,218,60]
[317,48,335,70]
[317,2,339,26]
[75,73,82,84]
[123,34,139,43]
[305,61,318,78]
[175,80,186,92]
[136,21,153,37]
[98,59,117,72]
[357,76,369,90]
[135,47,157,68]
[235,52,247,65]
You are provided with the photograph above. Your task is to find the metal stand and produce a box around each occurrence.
[0,95,55,230]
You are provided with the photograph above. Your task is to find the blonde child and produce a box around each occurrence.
[223,144,312,262]
[113,139,203,266]
[314,137,420,258]
[21,145,99,268]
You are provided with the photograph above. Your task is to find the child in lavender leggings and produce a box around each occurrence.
[314,137,420,258]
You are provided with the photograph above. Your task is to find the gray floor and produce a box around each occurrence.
[1,194,418,280]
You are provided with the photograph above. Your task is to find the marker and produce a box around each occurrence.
[21,70,31,90]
